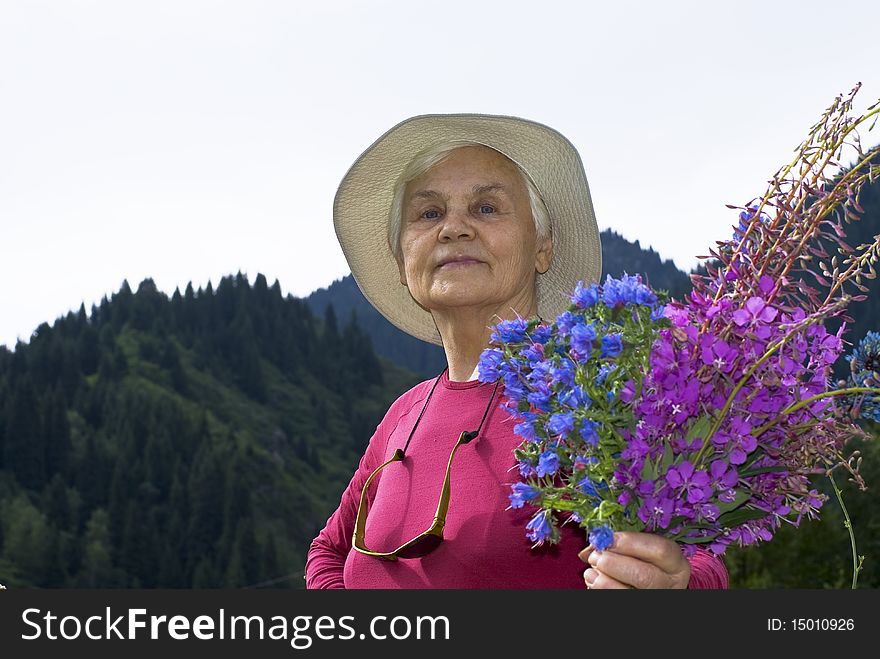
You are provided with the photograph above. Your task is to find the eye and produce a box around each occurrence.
[479,204,496,214]
[420,209,441,220]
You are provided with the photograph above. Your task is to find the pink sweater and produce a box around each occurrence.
[305,368,729,589]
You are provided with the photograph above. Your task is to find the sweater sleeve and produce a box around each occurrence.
[685,546,729,589]
[304,410,395,589]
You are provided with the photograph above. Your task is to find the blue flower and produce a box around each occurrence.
[571,280,600,309]
[650,304,668,323]
[577,476,601,499]
[530,324,552,344]
[536,449,560,477]
[527,382,553,413]
[551,358,577,388]
[521,342,545,365]
[733,205,771,245]
[477,348,504,382]
[518,459,537,477]
[558,384,591,409]
[602,273,657,308]
[502,369,527,402]
[555,310,584,337]
[600,333,624,358]
[573,454,598,470]
[509,482,540,509]
[526,510,554,544]
[589,525,614,551]
[491,317,528,344]
[514,418,540,443]
[570,323,597,360]
[546,411,575,438]
[595,364,612,386]
[846,330,880,422]
[579,419,600,446]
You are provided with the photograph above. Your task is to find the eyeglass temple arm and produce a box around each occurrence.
[353,448,404,548]
[430,431,472,528]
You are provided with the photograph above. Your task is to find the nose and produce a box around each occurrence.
[437,205,474,242]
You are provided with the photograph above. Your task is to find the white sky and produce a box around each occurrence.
[1,0,879,350]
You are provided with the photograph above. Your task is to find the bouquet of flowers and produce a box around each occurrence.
[477,83,880,572]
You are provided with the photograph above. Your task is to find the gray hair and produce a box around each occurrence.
[387,140,552,264]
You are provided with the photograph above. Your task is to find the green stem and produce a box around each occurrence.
[828,472,861,589]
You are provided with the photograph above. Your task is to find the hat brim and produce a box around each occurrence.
[333,113,602,347]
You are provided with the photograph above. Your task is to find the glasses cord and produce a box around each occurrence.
[400,367,501,455]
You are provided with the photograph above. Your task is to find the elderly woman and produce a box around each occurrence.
[305,114,729,589]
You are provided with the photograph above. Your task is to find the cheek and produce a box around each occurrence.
[497,239,534,274]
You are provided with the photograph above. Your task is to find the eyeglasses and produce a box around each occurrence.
[351,371,500,562]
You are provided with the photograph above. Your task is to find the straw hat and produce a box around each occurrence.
[332,113,602,347]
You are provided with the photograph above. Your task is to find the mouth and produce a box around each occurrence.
[437,259,484,269]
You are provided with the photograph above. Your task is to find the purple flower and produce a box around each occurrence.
[693,502,720,523]
[638,494,675,529]
[665,461,712,504]
[589,525,614,551]
[699,335,738,374]
[536,450,560,477]
[732,296,777,327]
[728,416,757,465]
[509,482,540,509]
[709,459,738,489]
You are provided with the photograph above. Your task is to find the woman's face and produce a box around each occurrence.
[396,145,553,315]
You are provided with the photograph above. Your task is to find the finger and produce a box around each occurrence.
[578,545,594,563]
[584,567,631,590]
[603,531,685,574]
[588,545,670,589]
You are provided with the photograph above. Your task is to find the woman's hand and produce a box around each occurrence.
[578,531,691,589]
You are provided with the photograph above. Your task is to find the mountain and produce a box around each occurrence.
[0,273,423,588]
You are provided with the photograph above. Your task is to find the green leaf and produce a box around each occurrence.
[658,442,676,472]
[716,492,752,517]
[739,466,789,478]
[674,535,718,544]
[717,506,766,527]
[685,416,713,444]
